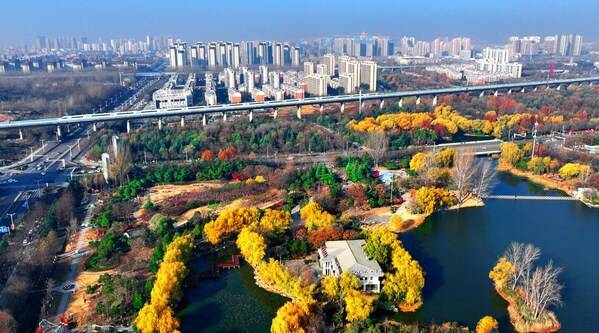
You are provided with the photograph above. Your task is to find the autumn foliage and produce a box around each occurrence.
[476,316,499,333]
[365,228,425,311]
[135,235,194,333]
[412,187,456,215]
[299,200,336,231]
[204,207,260,244]
[236,227,266,266]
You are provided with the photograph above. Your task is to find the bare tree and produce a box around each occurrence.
[473,160,498,198]
[504,242,541,290]
[523,261,563,320]
[450,152,476,205]
[365,131,388,167]
[109,142,132,186]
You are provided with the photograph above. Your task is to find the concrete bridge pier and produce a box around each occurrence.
[319,104,324,113]
[416,97,421,105]
[180,116,185,127]
[556,85,561,91]
[273,108,278,119]
[158,119,162,130]
[93,123,97,132]
[479,91,484,97]
[494,90,499,97]
[533,87,538,92]
[223,112,227,122]
[126,120,131,133]
[202,114,207,126]
[249,111,253,122]
[340,102,345,113]
[398,98,403,108]
[296,106,302,120]
[56,126,62,141]
[521,87,525,93]
[379,99,385,109]
[507,89,512,95]
[359,101,365,113]
[432,95,438,106]
[19,129,23,140]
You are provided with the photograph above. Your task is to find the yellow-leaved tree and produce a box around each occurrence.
[413,186,456,215]
[299,200,336,231]
[236,227,266,267]
[558,163,591,180]
[256,259,315,304]
[270,301,310,333]
[320,275,340,300]
[409,152,429,172]
[489,257,513,288]
[135,235,194,333]
[204,207,260,244]
[344,289,375,322]
[476,315,499,333]
[500,142,522,166]
[259,209,292,234]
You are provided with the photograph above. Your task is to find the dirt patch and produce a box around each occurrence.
[0,113,13,122]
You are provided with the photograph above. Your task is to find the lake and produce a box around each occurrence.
[180,171,599,332]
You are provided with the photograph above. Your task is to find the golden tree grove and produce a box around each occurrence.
[236,227,266,267]
[270,301,311,333]
[259,209,292,234]
[299,200,336,231]
[135,235,194,333]
[344,289,375,322]
[204,207,260,244]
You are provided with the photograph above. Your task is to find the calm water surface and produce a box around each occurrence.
[181,172,599,332]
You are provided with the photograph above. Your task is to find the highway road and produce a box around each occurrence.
[0,76,157,232]
[0,76,598,130]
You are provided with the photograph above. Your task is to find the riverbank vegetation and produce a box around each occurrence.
[498,141,598,205]
[489,243,562,332]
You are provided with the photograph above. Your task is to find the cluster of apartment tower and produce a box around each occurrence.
[168,41,301,69]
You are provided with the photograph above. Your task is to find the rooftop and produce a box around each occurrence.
[322,239,384,276]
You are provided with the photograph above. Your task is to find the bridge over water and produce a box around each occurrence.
[483,195,577,201]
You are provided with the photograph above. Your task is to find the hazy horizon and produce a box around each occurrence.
[2,0,599,47]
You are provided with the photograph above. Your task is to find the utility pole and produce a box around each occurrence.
[531,121,538,159]
[7,213,16,231]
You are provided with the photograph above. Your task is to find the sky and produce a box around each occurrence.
[1,0,599,46]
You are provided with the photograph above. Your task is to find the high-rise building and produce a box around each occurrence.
[359,61,377,92]
[322,54,335,76]
[168,42,188,68]
[292,47,300,66]
[337,56,351,75]
[572,35,583,57]
[232,44,241,68]
[305,74,328,96]
[260,65,269,84]
[274,43,283,66]
[208,43,217,67]
[316,64,328,75]
[304,61,314,75]
[346,60,361,90]
[339,73,354,94]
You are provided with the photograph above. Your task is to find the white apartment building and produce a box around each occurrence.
[304,61,314,75]
[152,74,195,108]
[339,73,354,93]
[318,240,384,293]
[476,48,522,79]
[305,74,328,96]
[360,61,377,92]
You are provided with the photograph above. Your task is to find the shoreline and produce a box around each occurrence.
[494,285,561,333]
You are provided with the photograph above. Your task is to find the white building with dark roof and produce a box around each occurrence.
[318,239,384,293]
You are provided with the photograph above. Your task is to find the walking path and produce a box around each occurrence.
[54,196,96,318]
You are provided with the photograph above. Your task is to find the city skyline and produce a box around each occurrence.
[1,0,599,47]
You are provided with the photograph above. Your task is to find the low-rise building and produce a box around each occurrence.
[152,74,195,109]
[318,240,384,293]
